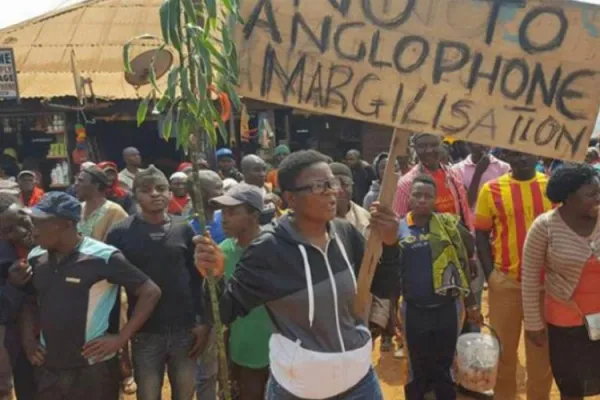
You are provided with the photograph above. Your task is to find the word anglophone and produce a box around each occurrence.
[235,0,600,161]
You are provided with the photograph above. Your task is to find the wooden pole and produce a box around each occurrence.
[354,128,411,318]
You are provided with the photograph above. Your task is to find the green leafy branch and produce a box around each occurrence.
[123,1,242,399]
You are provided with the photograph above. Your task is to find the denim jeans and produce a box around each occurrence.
[265,368,383,399]
[34,359,119,400]
[195,349,218,400]
[132,329,207,400]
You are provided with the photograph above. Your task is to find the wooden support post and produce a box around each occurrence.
[354,128,411,318]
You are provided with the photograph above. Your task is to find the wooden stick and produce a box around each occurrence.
[354,128,411,318]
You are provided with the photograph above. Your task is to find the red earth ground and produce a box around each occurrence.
[134,291,598,399]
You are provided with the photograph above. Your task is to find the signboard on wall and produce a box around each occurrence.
[0,48,18,101]
[234,0,600,161]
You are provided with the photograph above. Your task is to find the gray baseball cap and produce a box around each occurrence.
[210,183,264,212]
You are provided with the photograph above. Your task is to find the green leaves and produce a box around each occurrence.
[162,105,175,140]
[169,0,183,51]
[125,3,244,399]
[181,0,197,21]
[136,95,150,126]
[159,1,171,44]
[124,0,243,149]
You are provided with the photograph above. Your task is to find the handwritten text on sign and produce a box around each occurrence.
[235,0,600,161]
[0,49,18,101]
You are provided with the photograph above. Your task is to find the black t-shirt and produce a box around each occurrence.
[28,237,149,368]
[106,214,204,333]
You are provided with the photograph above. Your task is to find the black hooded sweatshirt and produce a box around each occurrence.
[207,214,400,398]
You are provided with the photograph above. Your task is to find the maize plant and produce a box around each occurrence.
[124,1,242,398]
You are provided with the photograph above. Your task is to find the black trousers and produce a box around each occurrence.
[13,351,35,400]
[35,358,119,400]
[403,300,459,400]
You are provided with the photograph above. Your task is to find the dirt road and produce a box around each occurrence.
[374,291,599,399]
[140,291,599,399]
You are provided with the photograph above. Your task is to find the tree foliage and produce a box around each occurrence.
[124,1,242,398]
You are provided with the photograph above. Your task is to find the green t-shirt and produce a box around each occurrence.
[221,238,272,369]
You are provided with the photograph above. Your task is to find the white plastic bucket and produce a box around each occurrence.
[454,324,501,393]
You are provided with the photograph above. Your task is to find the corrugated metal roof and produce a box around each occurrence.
[0,0,165,100]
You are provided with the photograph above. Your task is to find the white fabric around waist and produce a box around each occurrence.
[269,333,372,399]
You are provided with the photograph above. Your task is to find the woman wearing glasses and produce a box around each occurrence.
[194,150,400,399]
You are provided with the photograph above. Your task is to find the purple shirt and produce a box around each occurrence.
[451,155,511,212]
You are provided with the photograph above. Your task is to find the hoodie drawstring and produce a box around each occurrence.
[299,237,356,353]
[335,236,357,293]
[298,244,315,328]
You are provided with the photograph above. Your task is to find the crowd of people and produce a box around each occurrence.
[0,136,599,400]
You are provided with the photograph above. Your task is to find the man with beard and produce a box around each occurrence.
[106,166,215,400]
[0,193,36,399]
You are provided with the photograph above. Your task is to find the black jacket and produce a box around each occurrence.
[207,214,400,354]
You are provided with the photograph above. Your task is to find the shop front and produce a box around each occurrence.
[0,110,72,190]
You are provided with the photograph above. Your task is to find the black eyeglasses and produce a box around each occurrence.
[291,179,341,195]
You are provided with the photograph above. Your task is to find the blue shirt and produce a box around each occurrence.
[189,210,226,244]
[399,218,452,307]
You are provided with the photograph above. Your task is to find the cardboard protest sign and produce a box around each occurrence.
[234,0,600,161]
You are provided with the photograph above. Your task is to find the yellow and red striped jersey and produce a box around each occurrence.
[474,172,553,282]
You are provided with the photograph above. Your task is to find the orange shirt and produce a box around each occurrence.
[430,168,457,214]
[474,172,553,282]
[266,169,279,190]
[545,256,600,327]
[21,187,44,207]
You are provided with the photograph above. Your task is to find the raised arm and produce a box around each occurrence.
[195,234,286,326]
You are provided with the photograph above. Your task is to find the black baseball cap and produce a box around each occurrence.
[210,183,264,212]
